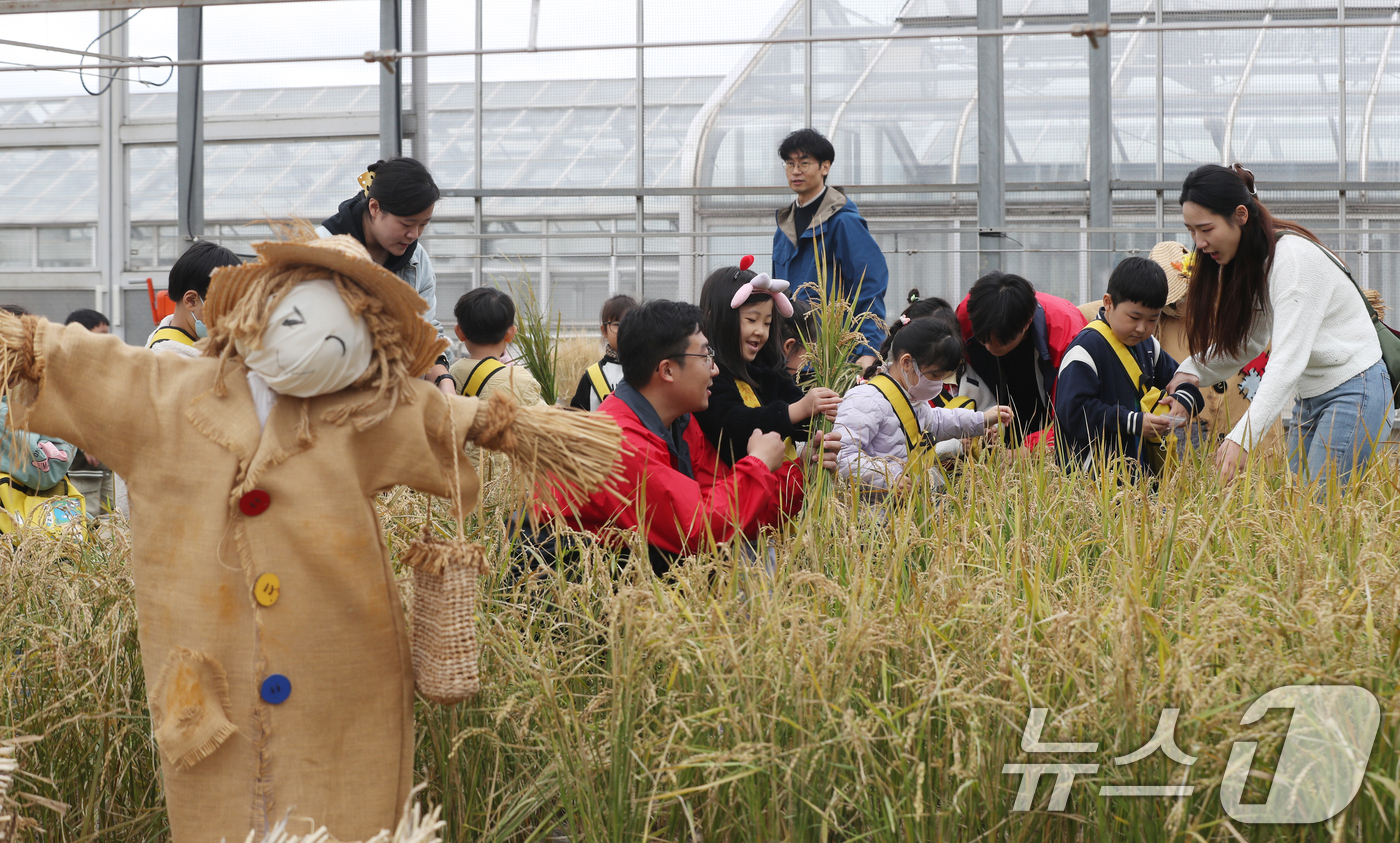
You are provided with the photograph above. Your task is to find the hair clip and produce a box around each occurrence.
[899,315,910,325]
[733,255,755,280]
[357,170,375,197]
[1231,162,1257,196]
[730,272,794,317]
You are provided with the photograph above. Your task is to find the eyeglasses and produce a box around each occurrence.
[668,350,715,364]
[783,158,821,172]
[603,321,621,329]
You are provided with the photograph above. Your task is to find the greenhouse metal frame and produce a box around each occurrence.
[2,0,1399,338]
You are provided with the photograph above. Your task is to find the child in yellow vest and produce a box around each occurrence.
[835,314,1011,493]
[1057,256,1205,473]
[448,287,546,505]
[147,241,241,357]
[569,293,635,410]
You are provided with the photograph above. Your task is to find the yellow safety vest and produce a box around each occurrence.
[868,372,955,480]
[585,363,613,403]
[931,392,982,458]
[459,358,506,397]
[734,378,798,461]
[1083,320,1177,473]
[147,326,197,348]
[1083,321,1169,430]
[932,393,976,411]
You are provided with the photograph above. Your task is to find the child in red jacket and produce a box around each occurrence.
[533,300,833,576]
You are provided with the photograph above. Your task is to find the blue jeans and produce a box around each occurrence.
[1287,359,1392,491]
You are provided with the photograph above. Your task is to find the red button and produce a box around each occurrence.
[239,489,271,516]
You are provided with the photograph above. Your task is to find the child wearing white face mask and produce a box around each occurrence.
[148,241,241,358]
[835,313,1012,493]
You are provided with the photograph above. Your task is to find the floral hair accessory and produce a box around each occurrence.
[1172,251,1198,276]
[730,256,794,317]
[899,315,910,325]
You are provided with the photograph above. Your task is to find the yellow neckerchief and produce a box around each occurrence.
[734,377,798,461]
[148,325,197,348]
[586,362,613,403]
[1083,320,1169,441]
[459,357,507,397]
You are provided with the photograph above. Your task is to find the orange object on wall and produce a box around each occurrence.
[145,277,175,324]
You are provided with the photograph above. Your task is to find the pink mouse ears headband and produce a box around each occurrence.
[729,255,794,318]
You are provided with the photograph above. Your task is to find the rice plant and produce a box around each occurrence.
[6,405,1400,841]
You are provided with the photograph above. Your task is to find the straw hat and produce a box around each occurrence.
[1148,240,1193,307]
[206,235,442,377]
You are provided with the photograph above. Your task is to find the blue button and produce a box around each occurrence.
[260,674,291,705]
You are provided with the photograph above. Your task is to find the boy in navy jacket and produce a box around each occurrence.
[1055,256,1205,472]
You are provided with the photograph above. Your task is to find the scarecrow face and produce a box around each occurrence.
[237,278,374,397]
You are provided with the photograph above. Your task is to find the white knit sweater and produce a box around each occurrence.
[1177,234,1381,450]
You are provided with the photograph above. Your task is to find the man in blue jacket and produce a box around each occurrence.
[771,129,888,368]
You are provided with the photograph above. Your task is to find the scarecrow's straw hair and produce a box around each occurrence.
[204,263,427,431]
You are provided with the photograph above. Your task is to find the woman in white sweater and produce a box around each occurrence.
[1165,164,1392,488]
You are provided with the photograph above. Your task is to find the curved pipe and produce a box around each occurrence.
[1222,0,1276,165]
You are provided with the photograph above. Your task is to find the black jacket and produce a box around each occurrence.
[694,361,808,466]
[320,194,418,275]
[1054,315,1205,467]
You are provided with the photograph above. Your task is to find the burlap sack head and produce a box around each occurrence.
[203,234,449,429]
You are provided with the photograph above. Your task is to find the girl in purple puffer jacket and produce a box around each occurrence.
[835,314,1011,492]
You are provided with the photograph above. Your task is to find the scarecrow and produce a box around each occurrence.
[0,236,619,841]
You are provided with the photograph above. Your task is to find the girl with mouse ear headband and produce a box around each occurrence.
[694,257,844,471]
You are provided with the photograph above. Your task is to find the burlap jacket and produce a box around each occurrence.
[17,322,480,841]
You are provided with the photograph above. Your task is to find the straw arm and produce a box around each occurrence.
[465,390,623,499]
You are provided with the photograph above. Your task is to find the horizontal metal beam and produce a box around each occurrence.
[0,0,336,12]
[0,115,386,147]
[124,114,383,144]
[443,180,1400,198]
[9,15,1400,73]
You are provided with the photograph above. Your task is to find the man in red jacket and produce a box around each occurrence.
[955,271,1087,449]
[537,299,814,576]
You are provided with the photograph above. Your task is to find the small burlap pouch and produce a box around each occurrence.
[402,396,489,705]
[402,534,489,704]
[403,389,623,704]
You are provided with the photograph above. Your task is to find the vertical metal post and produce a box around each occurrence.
[1338,0,1347,256]
[97,10,128,337]
[539,219,550,312]
[379,0,402,160]
[1155,0,1163,237]
[473,0,483,289]
[635,0,645,297]
[411,0,429,161]
[1088,0,1112,289]
[177,6,203,254]
[976,0,1004,275]
[804,0,812,129]
[609,219,619,296]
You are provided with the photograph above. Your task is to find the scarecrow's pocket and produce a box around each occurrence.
[150,648,237,770]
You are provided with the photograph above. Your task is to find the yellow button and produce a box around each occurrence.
[253,573,281,607]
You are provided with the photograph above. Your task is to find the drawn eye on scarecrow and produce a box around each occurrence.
[0,233,620,843]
